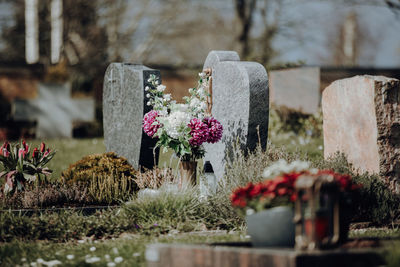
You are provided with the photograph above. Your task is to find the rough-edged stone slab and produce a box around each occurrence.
[103,63,160,170]
[203,50,269,181]
[322,75,400,191]
[13,83,94,138]
[269,67,320,114]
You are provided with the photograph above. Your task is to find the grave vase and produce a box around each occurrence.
[179,160,197,187]
[246,206,295,247]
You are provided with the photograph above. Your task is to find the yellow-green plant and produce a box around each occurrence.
[61,152,138,203]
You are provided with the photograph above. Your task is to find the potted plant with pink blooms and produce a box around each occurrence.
[142,72,223,186]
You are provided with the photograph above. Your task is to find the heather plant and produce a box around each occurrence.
[0,183,92,209]
[134,167,176,190]
[61,152,138,204]
[0,141,56,194]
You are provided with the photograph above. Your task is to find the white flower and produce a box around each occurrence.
[156,84,166,92]
[146,93,150,98]
[105,254,111,261]
[164,111,191,139]
[189,97,201,108]
[66,255,75,260]
[145,86,149,91]
[107,262,116,267]
[155,80,160,85]
[199,101,207,111]
[85,257,101,264]
[147,78,152,82]
[199,72,206,78]
[90,246,96,252]
[163,94,171,101]
[37,259,44,264]
[262,159,311,179]
[44,260,62,267]
[132,252,140,257]
[114,257,123,263]
[112,248,119,255]
[147,101,151,106]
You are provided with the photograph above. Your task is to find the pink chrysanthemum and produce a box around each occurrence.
[143,110,161,138]
[204,117,223,143]
[188,118,209,146]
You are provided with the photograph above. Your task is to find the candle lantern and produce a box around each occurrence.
[294,174,340,250]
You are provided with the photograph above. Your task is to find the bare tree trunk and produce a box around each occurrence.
[235,0,256,59]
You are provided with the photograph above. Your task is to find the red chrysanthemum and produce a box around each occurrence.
[143,110,161,138]
[203,117,223,143]
[188,118,209,146]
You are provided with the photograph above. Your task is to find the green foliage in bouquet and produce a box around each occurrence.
[0,141,55,194]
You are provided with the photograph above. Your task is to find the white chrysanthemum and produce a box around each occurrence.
[164,111,191,139]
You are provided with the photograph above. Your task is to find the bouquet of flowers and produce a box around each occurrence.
[0,140,56,194]
[231,160,359,214]
[142,72,223,161]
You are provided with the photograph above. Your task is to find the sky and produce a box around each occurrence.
[0,0,399,67]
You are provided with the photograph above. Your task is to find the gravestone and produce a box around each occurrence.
[12,82,94,138]
[203,51,269,181]
[103,63,160,170]
[322,75,400,192]
[269,67,320,114]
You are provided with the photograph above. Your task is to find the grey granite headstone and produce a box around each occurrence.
[203,51,269,181]
[12,83,94,138]
[103,63,160,170]
[269,67,320,114]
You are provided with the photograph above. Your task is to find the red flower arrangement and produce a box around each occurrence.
[231,170,359,212]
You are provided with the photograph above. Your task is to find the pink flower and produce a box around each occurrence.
[203,117,223,143]
[1,141,9,157]
[32,148,39,159]
[143,110,161,138]
[18,148,27,159]
[188,118,208,146]
[40,142,46,153]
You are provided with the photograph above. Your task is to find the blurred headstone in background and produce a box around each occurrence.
[323,75,400,192]
[103,63,160,170]
[202,50,269,182]
[12,83,95,138]
[269,67,320,114]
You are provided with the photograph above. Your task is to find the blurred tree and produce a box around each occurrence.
[234,0,295,66]
[1,0,108,85]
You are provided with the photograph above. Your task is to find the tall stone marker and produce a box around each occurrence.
[322,75,400,192]
[203,51,269,181]
[269,67,320,114]
[103,63,160,170]
[13,82,94,138]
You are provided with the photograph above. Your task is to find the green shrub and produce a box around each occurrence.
[313,153,400,224]
[61,152,138,203]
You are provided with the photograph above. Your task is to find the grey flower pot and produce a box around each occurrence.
[246,206,295,247]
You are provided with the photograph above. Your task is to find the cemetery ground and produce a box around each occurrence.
[1,112,400,266]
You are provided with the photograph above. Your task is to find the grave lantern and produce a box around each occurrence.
[294,174,340,250]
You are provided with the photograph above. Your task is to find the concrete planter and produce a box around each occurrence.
[246,206,295,247]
